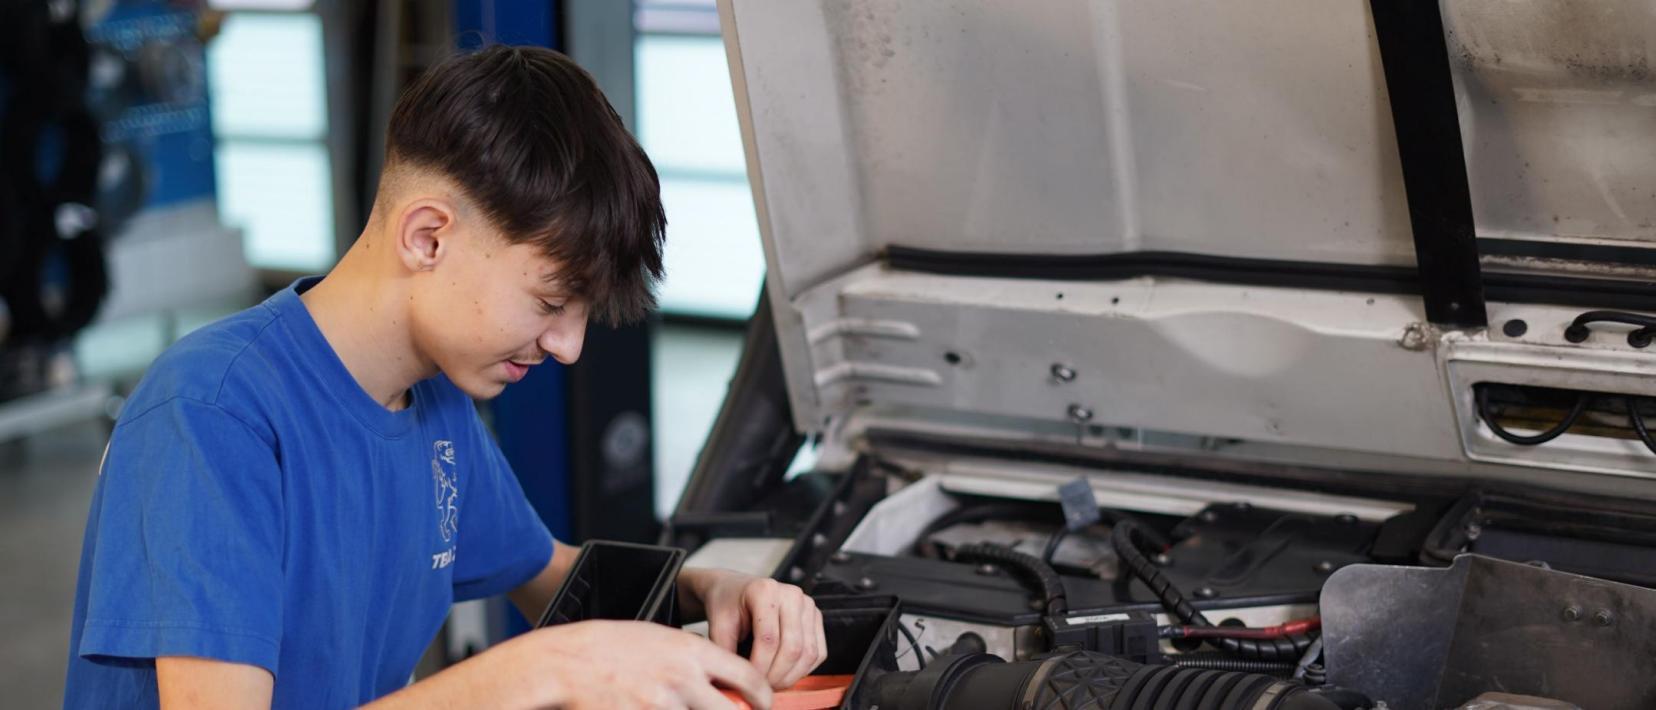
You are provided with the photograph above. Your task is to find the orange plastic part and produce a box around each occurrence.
[721,674,855,710]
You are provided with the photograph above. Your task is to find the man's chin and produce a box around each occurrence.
[450,375,508,401]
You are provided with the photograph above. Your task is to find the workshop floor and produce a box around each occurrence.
[0,322,745,706]
[0,420,104,709]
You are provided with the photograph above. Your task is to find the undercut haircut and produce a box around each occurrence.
[386,44,666,326]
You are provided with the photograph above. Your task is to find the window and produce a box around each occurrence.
[635,1,765,320]
[206,11,336,273]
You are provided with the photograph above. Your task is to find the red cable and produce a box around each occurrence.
[1169,617,1320,640]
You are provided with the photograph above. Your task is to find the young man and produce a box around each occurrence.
[63,45,824,709]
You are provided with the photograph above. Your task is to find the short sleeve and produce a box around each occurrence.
[77,398,285,676]
[450,418,555,602]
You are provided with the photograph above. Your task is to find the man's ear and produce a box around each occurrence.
[394,199,458,273]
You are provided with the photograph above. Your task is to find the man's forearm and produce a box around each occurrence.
[507,539,580,623]
[361,635,562,710]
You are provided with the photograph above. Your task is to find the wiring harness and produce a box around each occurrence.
[1112,521,1318,662]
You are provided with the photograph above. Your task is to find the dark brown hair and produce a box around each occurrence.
[386,45,665,326]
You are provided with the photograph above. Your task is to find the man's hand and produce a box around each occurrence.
[366,620,770,710]
[678,568,828,689]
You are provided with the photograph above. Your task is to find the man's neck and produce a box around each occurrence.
[299,240,436,411]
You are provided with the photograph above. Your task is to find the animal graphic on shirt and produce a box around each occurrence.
[432,440,459,542]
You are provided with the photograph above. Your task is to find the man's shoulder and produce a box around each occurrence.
[120,302,288,420]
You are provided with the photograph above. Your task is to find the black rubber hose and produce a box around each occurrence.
[1111,521,1315,661]
[1627,397,1656,456]
[1476,385,1588,446]
[1169,653,1298,675]
[952,542,1068,616]
[869,650,1341,710]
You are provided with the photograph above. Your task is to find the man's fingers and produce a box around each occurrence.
[746,586,783,681]
[766,593,808,688]
[777,597,819,687]
[814,605,828,669]
[699,639,772,710]
[806,605,827,674]
[681,676,741,710]
[707,608,742,653]
[795,600,827,684]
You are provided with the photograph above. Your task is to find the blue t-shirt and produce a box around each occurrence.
[63,278,555,709]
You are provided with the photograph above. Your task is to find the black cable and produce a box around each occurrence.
[910,501,1054,556]
[1168,653,1297,676]
[1111,521,1314,661]
[895,620,926,670]
[1476,384,1588,446]
[1633,327,1656,349]
[1108,512,1173,552]
[1292,636,1324,680]
[1565,310,1656,346]
[1040,527,1069,564]
[951,542,1068,617]
[1627,397,1656,456]
[912,497,1166,559]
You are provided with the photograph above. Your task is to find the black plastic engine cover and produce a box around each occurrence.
[814,503,1378,625]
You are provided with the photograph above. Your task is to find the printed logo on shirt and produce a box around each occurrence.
[432,440,459,544]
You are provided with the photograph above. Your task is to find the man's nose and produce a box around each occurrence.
[539,320,586,365]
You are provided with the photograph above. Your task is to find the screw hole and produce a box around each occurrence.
[944,351,962,365]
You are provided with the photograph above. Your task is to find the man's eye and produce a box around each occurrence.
[537,300,567,316]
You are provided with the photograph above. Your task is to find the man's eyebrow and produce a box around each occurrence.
[535,272,573,296]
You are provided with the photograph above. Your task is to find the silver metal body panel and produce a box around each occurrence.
[717,0,1656,496]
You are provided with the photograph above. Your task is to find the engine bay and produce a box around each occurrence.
[670,447,1656,709]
